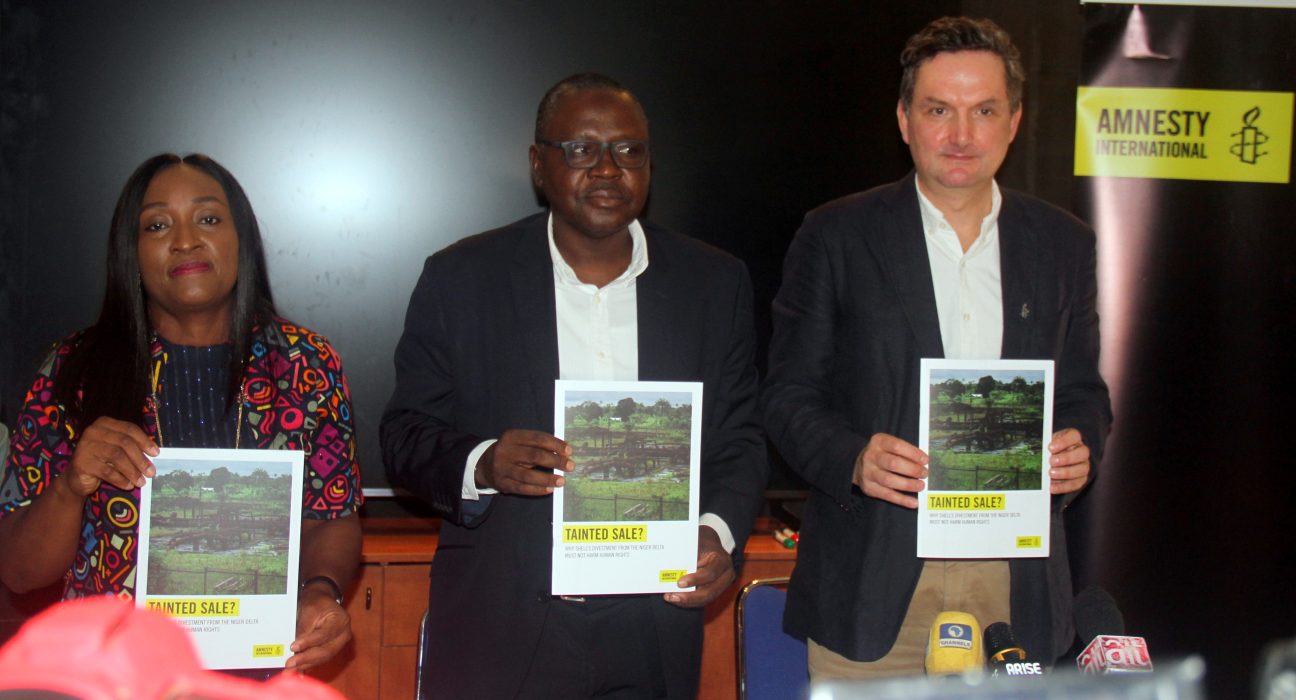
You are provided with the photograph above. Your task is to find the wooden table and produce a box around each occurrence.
[311,517,797,699]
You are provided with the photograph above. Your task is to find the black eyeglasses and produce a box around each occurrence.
[536,140,650,169]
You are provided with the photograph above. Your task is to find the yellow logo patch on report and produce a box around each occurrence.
[252,644,285,658]
[1016,536,1042,550]
[1075,86,1292,183]
[659,570,686,583]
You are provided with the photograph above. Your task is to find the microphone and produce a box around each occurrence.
[925,611,983,676]
[984,621,1044,677]
[1073,587,1154,674]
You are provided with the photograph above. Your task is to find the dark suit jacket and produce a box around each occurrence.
[762,174,1112,665]
[381,213,767,698]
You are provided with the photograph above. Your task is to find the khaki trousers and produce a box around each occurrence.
[807,559,1010,680]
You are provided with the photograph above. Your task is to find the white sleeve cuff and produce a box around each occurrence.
[461,439,499,499]
[699,513,736,554]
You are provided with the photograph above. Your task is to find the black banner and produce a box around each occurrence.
[1075,4,1295,697]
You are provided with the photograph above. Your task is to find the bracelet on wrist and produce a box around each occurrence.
[300,575,344,606]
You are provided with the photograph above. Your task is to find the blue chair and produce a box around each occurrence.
[736,577,808,700]
[415,608,430,699]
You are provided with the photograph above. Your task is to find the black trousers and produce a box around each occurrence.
[516,596,669,700]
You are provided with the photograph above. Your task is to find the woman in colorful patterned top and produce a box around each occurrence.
[0,154,362,672]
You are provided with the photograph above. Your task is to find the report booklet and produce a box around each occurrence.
[551,380,703,596]
[917,359,1054,559]
[136,447,304,669]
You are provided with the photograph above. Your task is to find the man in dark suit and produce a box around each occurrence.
[381,73,766,699]
[762,17,1111,677]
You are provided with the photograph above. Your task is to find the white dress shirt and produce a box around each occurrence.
[916,181,1004,360]
[462,214,734,552]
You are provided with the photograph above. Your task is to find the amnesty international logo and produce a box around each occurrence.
[1230,107,1270,165]
[1075,87,1292,183]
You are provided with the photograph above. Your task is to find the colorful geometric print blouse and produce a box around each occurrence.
[0,318,362,599]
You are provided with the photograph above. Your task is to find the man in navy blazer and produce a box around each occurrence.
[381,74,766,698]
[762,18,1111,678]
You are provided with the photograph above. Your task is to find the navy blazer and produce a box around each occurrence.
[762,174,1111,664]
[381,213,767,698]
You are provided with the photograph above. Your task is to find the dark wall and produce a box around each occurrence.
[1,0,983,493]
[2,0,1102,487]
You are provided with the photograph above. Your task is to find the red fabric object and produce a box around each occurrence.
[0,598,343,700]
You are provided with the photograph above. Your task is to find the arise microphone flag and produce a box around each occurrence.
[984,622,1026,662]
[985,621,1044,677]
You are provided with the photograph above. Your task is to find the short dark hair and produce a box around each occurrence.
[534,72,644,142]
[899,17,1024,113]
[56,153,277,425]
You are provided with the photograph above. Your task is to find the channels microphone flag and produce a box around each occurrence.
[925,611,983,676]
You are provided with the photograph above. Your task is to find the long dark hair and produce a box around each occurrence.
[55,153,277,426]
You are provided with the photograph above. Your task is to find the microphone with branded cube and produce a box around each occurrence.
[1077,634,1154,674]
[1073,586,1155,674]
